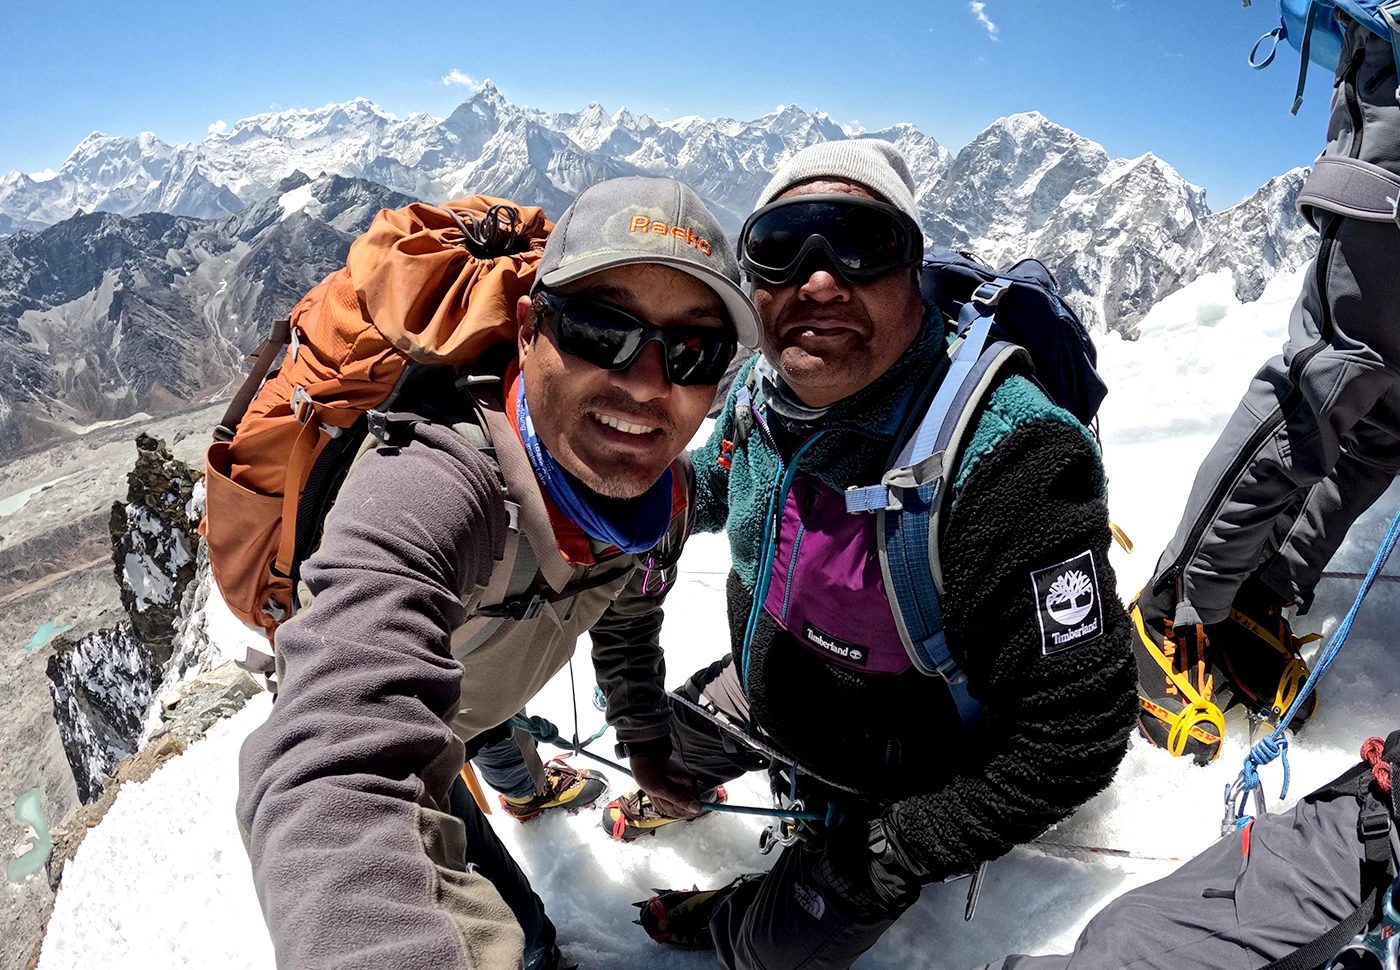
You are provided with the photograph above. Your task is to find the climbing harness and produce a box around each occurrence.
[1223,503,1400,835]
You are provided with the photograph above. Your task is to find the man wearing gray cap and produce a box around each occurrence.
[611,141,1136,969]
[236,176,757,970]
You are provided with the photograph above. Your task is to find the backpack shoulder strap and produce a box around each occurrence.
[214,318,291,442]
[846,282,1031,727]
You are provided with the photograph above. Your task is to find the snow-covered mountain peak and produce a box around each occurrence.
[1,83,1318,337]
[750,102,847,144]
[470,79,510,111]
[232,98,396,144]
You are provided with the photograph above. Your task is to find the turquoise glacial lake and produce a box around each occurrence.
[25,620,72,652]
[7,788,50,883]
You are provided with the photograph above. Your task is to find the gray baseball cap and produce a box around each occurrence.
[534,176,760,347]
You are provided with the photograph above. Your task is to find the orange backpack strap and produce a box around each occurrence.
[215,318,292,442]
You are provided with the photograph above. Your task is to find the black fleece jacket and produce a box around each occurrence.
[694,342,1138,883]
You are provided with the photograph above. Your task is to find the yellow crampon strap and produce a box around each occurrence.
[1228,608,1324,658]
[1228,607,1288,657]
[1271,656,1311,720]
[1132,605,1226,758]
[1110,522,1134,554]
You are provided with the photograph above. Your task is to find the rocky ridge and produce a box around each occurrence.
[44,434,218,804]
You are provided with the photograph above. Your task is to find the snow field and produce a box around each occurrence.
[38,694,276,970]
[36,264,1400,968]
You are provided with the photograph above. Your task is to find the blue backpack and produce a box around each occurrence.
[1249,0,1400,113]
[842,250,1107,727]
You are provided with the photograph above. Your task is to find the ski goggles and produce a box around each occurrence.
[533,291,737,387]
[738,194,924,286]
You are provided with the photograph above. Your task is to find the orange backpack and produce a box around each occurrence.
[200,197,551,645]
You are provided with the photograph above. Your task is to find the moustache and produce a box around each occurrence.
[774,301,873,338]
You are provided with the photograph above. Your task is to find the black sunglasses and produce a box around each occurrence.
[738,194,924,286]
[532,291,737,387]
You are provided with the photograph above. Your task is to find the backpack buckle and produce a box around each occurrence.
[478,593,548,622]
[291,385,314,424]
[845,484,897,513]
[1358,808,1391,841]
[934,653,969,686]
[972,280,1011,307]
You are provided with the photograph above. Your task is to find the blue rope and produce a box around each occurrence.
[508,713,608,750]
[1225,502,1400,831]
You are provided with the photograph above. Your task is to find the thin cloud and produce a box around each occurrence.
[208,120,227,135]
[441,69,480,89]
[969,1,1000,40]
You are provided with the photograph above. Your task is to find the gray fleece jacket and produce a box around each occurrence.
[236,406,688,969]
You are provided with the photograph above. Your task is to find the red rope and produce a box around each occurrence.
[1360,737,1392,794]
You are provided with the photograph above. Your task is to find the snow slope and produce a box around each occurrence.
[35,266,1400,969]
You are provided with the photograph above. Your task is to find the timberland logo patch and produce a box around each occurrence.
[794,882,827,921]
[803,622,868,666]
[1031,551,1105,656]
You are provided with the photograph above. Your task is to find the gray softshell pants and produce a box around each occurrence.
[979,756,1397,970]
[1145,15,1400,626]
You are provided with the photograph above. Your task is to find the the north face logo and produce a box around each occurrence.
[794,882,827,921]
[1031,551,1105,656]
[1045,569,1094,626]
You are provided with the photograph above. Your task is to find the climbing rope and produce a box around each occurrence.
[1223,503,1400,835]
[506,707,832,822]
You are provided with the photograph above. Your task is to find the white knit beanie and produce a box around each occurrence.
[753,139,920,224]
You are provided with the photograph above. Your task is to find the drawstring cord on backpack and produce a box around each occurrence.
[445,203,525,259]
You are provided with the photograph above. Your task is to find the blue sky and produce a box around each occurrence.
[1,0,1332,208]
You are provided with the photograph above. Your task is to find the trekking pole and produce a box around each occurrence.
[1222,503,1400,835]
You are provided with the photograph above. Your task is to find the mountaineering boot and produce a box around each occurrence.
[1130,593,1225,764]
[1208,578,1320,729]
[600,785,728,841]
[499,757,608,822]
[634,875,763,949]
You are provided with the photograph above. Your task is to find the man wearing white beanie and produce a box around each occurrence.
[606,140,1136,970]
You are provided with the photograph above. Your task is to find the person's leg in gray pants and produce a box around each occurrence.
[1143,16,1400,630]
[978,757,1396,970]
[1255,385,1400,611]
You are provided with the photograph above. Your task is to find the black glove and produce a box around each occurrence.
[812,816,924,920]
[622,736,703,819]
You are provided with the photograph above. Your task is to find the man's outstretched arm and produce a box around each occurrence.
[236,423,520,970]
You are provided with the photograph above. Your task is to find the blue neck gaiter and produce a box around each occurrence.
[515,379,674,555]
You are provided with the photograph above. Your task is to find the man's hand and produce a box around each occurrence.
[626,740,703,819]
